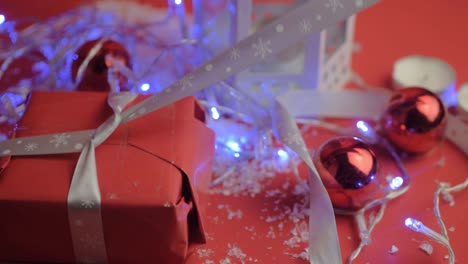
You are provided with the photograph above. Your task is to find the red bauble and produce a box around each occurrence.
[380,87,447,154]
[313,137,382,211]
[71,39,131,92]
[0,50,48,93]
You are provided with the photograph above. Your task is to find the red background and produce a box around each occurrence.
[1,0,467,263]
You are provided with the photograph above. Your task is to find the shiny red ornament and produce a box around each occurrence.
[71,39,132,92]
[380,87,447,154]
[0,50,48,93]
[313,137,382,211]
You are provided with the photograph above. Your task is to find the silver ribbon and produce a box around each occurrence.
[0,1,380,263]
[271,100,342,264]
[67,91,137,264]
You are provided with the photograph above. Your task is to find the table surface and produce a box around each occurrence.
[1,0,468,263]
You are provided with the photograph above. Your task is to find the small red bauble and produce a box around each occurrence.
[0,50,48,93]
[380,87,447,154]
[71,39,131,92]
[313,137,382,211]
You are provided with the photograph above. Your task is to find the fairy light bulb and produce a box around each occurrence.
[404,217,450,246]
[140,83,150,92]
[210,107,220,120]
[389,176,404,190]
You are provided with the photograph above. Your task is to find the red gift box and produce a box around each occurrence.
[0,91,214,263]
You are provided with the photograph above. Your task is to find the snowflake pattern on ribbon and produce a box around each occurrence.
[252,38,273,59]
[24,143,38,152]
[230,48,240,60]
[80,233,103,249]
[176,74,194,91]
[325,0,344,13]
[81,200,95,209]
[283,132,304,146]
[49,133,70,148]
[298,19,313,33]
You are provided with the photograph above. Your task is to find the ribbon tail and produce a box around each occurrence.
[271,100,342,264]
[67,141,107,264]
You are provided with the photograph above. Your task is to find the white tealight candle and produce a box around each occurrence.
[392,55,457,106]
[457,83,468,119]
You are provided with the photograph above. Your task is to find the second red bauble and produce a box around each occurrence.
[380,87,447,154]
[71,39,132,92]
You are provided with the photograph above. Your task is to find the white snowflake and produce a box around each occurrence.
[252,38,272,59]
[283,132,303,146]
[176,74,194,91]
[230,48,240,60]
[219,258,232,264]
[227,244,246,260]
[79,233,102,249]
[388,245,399,254]
[197,248,214,258]
[325,0,344,13]
[419,242,433,255]
[49,133,70,148]
[298,19,313,33]
[81,200,95,209]
[24,143,38,152]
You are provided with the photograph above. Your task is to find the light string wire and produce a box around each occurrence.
[350,70,468,264]
[406,179,468,264]
[314,120,409,264]
[295,77,411,263]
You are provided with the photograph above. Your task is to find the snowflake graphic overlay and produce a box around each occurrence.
[325,0,344,13]
[230,48,240,60]
[24,143,38,152]
[49,133,71,148]
[176,74,194,91]
[298,19,313,33]
[252,38,273,59]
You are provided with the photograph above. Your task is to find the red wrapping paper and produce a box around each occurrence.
[0,91,214,264]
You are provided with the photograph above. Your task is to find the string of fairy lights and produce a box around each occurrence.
[0,1,467,263]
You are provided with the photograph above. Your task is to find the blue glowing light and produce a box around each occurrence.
[356,120,369,133]
[277,149,289,161]
[389,176,404,190]
[0,15,5,25]
[404,217,413,227]
[210,107,220,120]
[140,83,150,92]
[234,153,240,158]
[226,140,241,152]
[174,0,182,5]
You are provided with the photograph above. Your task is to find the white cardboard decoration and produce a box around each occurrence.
[230,0,357,99]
